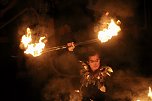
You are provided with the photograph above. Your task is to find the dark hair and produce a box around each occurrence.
[84,46,101,61]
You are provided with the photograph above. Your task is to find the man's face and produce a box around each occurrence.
[88,54,101,72]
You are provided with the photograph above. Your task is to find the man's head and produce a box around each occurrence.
[87,53,101,72]
[86,47,101,72]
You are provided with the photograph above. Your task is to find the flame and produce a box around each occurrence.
[20,27,46,57]
[98,19,121,43]
[136,86,152,101]
[74,90,80,93]
[148,87,152,99]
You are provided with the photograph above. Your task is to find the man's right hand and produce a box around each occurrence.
[67,42,75,51]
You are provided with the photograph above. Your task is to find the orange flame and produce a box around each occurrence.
[148,86,152,99]
[136,86,152,101]
[20,28,46,57]
[98,19,121,43]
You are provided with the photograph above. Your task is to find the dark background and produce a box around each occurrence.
[0,0,152,101]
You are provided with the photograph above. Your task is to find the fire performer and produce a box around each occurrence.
[67,42,113,101]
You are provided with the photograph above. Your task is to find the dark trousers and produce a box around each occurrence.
[82,95,106,101]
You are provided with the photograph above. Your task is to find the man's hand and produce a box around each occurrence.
[67,42,75,51]
[100,85,106,92]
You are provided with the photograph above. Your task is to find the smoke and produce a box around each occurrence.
[41,77,82,101]
[106,68,152,101]
[87,0,139,18]
[23,50,83,101]
[16,9,58,94]
[15,1,148,101]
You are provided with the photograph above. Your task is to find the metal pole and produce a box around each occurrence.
[42,38,99,54]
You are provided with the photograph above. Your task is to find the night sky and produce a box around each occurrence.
[0,0,152,101]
